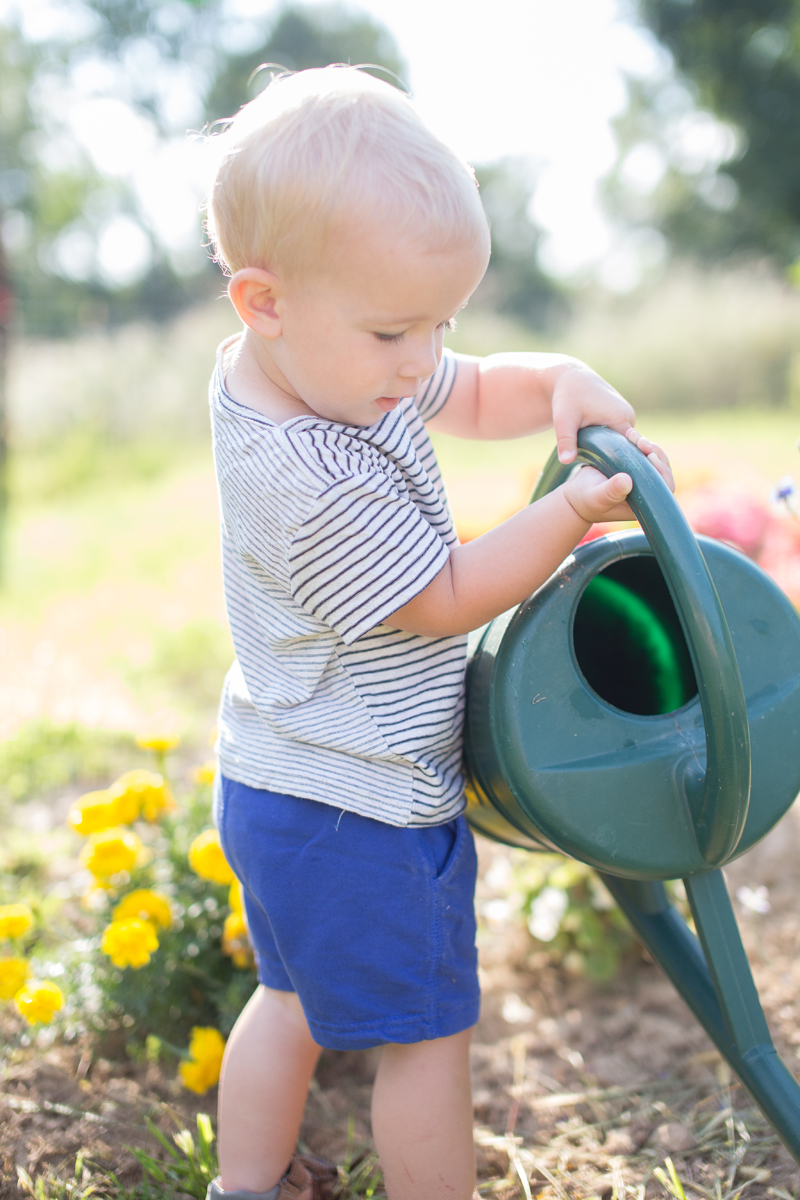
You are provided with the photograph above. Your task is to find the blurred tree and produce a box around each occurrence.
[0,3,408,340]
[616,0,800,265]
[472,159,567,330]
[205,5,408,123]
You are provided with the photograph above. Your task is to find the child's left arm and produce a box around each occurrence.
[429,351,661,472]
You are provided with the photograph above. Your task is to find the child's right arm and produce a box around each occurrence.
[384,438,645,638]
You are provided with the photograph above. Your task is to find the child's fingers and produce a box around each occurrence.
[626,429,675,492]
[556,430,578,464]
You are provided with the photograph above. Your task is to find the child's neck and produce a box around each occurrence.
[225,329,317,424]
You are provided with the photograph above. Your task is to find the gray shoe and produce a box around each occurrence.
[206,1178,280,1200]
[206,1153,337,1200]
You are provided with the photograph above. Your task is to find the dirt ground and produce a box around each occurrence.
[2,798,800,1199]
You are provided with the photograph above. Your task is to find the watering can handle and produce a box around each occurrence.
[531,425,751,868]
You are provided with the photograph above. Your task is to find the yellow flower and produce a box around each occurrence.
[66,790,118,836]
[228,879,244,914]
[179,1026,226,1094]
[80,829,141,881]
[188,829,234,885]
[14,980,64,1025]
[108,770,175,823]
[136,732,181,753]
[101,917,159,968]
[179,1058,219,1093]
[193,761,217,787]
[222,911,253,968]
[113,889,172,930]
[0,956,30,999]
[0,904,34,940]
[189,1026,226,1062]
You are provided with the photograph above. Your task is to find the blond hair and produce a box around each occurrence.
[206,65,489,277]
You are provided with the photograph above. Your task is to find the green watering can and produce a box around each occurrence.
[464,426,800,1162]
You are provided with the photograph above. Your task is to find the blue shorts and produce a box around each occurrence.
[215,776,480,1051]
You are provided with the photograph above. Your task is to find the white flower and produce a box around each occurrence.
[484,856,512,890]
[736,884,770,914]
[502,993,535,1024]
[528,886,568,942]
[482,898,512,923]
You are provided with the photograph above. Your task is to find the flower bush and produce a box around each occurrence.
[53,743,257,1091]
[0,737,250,1092]
[511,854,636,981]
[0,902,65,1027]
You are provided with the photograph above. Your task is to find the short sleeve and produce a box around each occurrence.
[288,471,450,644]
[414,349,457,421]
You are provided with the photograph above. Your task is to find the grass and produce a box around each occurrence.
[1,352,796,744]
[12,1076,795,1199]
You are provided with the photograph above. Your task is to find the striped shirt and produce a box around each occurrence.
[211,337,467,827]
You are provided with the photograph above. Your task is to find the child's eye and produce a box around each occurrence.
[374,331,405,343]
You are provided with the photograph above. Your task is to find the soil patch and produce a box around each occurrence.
[3,803,800,1198]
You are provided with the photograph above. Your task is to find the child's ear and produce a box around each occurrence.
[228,268,283,339]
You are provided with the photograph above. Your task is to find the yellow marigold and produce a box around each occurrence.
[101,917,159,969]
[221,911,253,968]
[66,790,118,836]
[113,889,172,930]
[190,1026,226,1063]
[179,1026,225,1094]
[0,904,34,940]
[188,829,234,885]
[136,732,181,753]
[14,980,64,1025]
[80,828,141,881]
[193,761,217,787]
[0,956,29,999]
[228,879,244,914]
[108,770,175,823]
[179,1058,219,1094]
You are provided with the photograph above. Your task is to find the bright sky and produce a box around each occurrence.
[6,0,682,289]
[229,0,671,284]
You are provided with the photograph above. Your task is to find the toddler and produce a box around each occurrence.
[203,66,673,1200]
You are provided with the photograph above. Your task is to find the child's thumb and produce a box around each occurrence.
[607,472,632,501]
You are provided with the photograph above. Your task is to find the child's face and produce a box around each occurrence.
[269,223,488,425]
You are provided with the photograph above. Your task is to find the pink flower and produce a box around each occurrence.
[683,490,771,559]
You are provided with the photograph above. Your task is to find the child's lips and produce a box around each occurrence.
[375,396,402,411]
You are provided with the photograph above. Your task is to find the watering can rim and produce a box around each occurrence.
[529,426,751,868]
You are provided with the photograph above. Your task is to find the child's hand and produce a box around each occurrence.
[563,466,634,523]
[551,365,635,464]
[625,428,675,493]
[562,431,675,523]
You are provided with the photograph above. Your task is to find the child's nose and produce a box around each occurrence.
[398,339,438,384]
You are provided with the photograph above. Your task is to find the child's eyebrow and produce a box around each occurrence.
[365,314,424,325]
[364,310,459,326]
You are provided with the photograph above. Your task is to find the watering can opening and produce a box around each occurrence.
[572,554,699,717]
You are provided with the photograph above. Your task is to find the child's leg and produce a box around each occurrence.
[217,984,321,1193]
[371,1027,476,1200]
